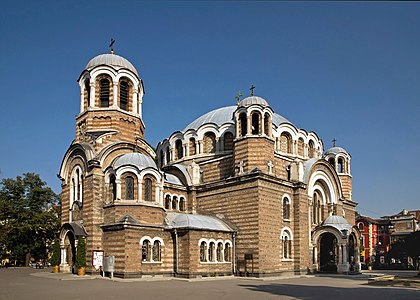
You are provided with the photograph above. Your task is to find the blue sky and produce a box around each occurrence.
[0,1,419,217]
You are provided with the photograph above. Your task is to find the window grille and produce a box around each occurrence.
[100,79,110,107]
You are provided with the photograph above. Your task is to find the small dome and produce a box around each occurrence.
[325,146,348,156]
[322,215,352,232]
[239,96,269,107]
[114,153,157,169]
[85,53,139,77]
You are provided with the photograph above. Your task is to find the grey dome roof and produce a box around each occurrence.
[325,147,348,156]
[239,96,269,107]
[114,153,157,169]
[165,212,233,232]
[183,106,236,132]
[86,53,139,76]
[183,106,291,132]
[322,215,352,232]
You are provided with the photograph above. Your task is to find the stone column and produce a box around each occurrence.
[89,82,95,108]
[112,81,118,108]
[132,90,138,114]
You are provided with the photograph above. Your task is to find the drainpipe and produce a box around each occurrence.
[233,232,237,275]
[174,229,179,276]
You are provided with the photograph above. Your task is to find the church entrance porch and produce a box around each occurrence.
[59,223,87,273]
[319,232,337,272]
[312,215,361,274]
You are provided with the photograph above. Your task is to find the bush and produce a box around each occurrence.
[50,240,61,266]
[75,238,86,269]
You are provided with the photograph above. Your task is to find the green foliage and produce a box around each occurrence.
[50,240,61,266]
[0,173,60,264]
[75,238,86,269]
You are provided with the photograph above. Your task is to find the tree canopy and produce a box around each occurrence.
[0,173,60,265]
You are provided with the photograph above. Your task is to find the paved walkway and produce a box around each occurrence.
[1,267,418,300]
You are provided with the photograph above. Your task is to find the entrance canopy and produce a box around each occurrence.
[61,222,88,237]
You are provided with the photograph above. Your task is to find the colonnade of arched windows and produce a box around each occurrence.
[141,237,163,262]
[199,239,232,263]
[237,110,272,137]
[164,194,186,212]
[160,130,235,165]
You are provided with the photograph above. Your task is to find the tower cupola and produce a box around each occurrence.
[75,52,146,149]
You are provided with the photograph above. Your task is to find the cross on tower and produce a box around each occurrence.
[109,38,115,54]
[332,138,337,147]
[250,84,255,96]
[267,160,274,175]
[238,160,245,175]
[235,91,243,105]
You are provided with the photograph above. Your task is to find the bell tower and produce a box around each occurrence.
[325,145,352,200]
[233,95,275,175]
[76,52,145,153]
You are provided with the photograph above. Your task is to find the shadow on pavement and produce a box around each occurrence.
[238,283,419,300]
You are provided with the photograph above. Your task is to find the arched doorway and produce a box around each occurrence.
[63,231,76,273]
[59,223,87,273]
[319,232,338,272]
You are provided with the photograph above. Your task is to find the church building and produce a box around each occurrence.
[58,51,361,278]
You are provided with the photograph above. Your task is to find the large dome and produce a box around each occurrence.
[85,53,139,76]
[183,105,291,132]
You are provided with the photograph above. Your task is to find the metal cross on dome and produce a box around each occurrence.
[250,84,255,96]
[109,38,115,54]
[332,138,337,147]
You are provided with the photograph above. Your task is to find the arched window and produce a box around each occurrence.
[70,166,83,206]
[283,197,291,220]
[172,196,178,210]
[298,138,304,156]
[280,132,292,154]
[224,243,231,262]
[223,132,234,151]
[216,242,223,262]
[120,80,129,111]
[189,138,196,156]
[308,140,315,158]
[313,193,318,224]
[142,240,151,262]
[179,197,186,211]
[264,113,271,136]
[358,222,364,231]
[203,132,216,153]
[200,241,207,262]
[125,176,134,200]
[281,230,292,259]
[283,236,290,259]
[144,178,152,202]
[165,195,171,209]
[251,112,260,134]
[100,78,110,107]
[152,240,161,262]
[338,158,344,173]
[328,158,335,167]
[208,242,215,262]
[110,174,117,201]
[175,140,183,160]
[84,79,90,108]
[160,150,164,167]
[239,113,247,136]
[166,147,171,163]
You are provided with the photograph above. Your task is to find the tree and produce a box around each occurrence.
[0,173,60,265]
[75,238,86,269]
